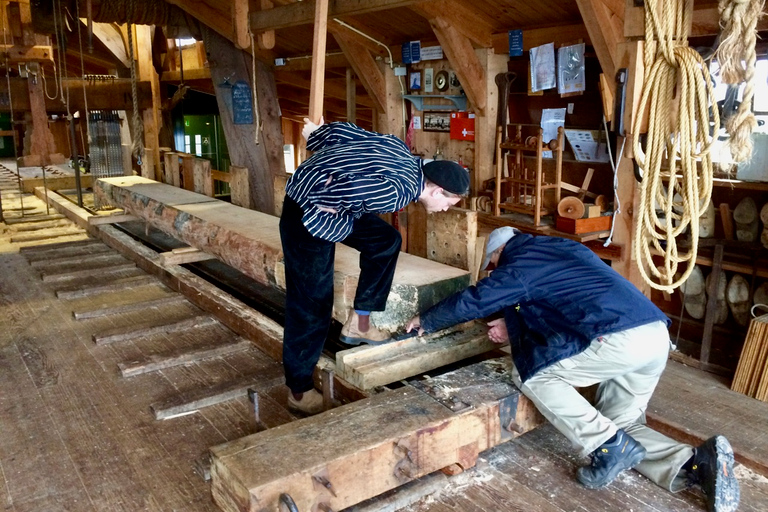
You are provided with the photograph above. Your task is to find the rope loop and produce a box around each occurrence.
[632,0,719,292]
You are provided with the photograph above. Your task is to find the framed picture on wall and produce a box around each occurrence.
[409,71,422,91]
[423,111,451,132]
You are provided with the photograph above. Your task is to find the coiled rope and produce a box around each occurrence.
[632,0,720,292]
[715,0,765,163]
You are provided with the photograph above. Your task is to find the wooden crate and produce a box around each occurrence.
[732,314,768,402]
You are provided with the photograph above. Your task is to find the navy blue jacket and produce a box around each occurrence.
[420,234,670,382]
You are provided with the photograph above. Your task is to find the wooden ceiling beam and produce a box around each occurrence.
[427,16,486,115]
[250,0,428,32]
[332,31,387,113]
[491,24,591,54]
[575,0,624,80]
[88,21,130,68]
[0,45,53,63]
[327,21,390,59]
[410,0,493,48]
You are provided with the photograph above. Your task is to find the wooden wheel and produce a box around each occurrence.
[557,196,585,219]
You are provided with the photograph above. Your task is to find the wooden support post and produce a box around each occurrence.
[192,157,213,196]
[136,25,162,181]
[346,67,356,124]
[180,155,196,191]
[163,151,181,187]
[426,207,478,272]
[308,0,330,123]
[20,63,65,167]
[229,165,250,208]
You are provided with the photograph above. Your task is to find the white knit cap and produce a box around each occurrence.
[481,227,518,270]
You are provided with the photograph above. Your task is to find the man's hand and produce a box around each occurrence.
[302,116,324,140]
[487,318,509,344]
[405,315,424,336]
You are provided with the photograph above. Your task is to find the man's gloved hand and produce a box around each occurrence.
[302,116,324,140]
[487,318,509,344]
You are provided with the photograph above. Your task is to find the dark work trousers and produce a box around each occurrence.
[279,196,402,393]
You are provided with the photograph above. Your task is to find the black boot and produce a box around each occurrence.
[577,429,647,489]
[688,436,740,512]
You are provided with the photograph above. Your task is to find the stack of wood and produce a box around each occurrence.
[731,313,768,402]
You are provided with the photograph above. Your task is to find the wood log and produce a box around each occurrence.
[210,358,544,512]
[94,176,470,331]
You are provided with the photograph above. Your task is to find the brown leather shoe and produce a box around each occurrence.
[339,311,392,346]
[287,389,324,415]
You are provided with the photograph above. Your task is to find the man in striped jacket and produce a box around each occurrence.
[280,118,470,414]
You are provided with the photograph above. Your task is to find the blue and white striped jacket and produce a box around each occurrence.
[285,122,424,242]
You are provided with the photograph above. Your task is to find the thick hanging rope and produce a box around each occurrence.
[632,0,720,292]
[126,0,144,165]
[250,32,262,145]
[75,0,92,145]
[715,0,765,163]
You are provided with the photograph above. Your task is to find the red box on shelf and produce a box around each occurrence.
[450,115,475,141]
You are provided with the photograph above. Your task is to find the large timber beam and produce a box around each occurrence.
[411,0,493,48]
[426,15,487,116]
[211,358,544,512]
[250,0,427,32]
[94,176,470,331]
[575,0,624,81]
[202,26,285,213]
[274,71,375,109]
[1,78,152,112]
[88,21,130,68]
[332,29,387,115]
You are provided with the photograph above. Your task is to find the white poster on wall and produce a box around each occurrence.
[424,68,434,93]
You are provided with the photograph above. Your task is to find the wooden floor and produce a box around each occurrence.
[1,185,767,512]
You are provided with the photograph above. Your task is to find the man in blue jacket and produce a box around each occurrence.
[406,227,739,512]
[281,118,469,415]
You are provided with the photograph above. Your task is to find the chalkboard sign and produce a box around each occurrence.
[232,80,253,125]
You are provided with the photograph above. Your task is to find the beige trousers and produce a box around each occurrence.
[510,320,693,491]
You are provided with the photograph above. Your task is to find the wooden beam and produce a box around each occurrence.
[327,21,389,59]
[346,67,356,123]
[309,0,330,123]
[211,358,544,512]
[250,0,427,32]
[254,0,276,50]
[336,323,499,389]
[203,26,284,213]
[575,0,624,80]
[20,63,66,167]
[233,0,251,49]
[332,30,387,114]
[491,23,591,54]
[135,25,162,181]
[87,213,139,225]
[95,176,470,331]
[88,22,130,68]
[411,0,493,48]
[164,0,237,45]
[118,338,252,377]
[428,16,486,115]
[0,44,53,63]
[158,247,217,265]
